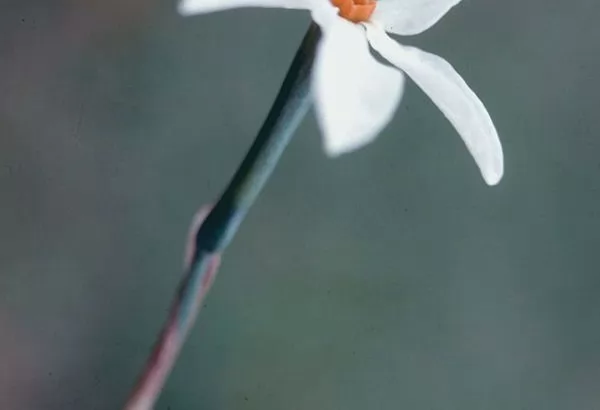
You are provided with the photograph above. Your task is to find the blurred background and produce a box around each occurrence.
[1,0,600,408]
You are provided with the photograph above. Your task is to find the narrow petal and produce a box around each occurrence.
[178,0,313,15]
[365,25,503,185]
[372,0,462,35]
[312,15,404,156]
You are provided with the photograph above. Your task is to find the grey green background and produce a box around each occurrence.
[1,0,600,408]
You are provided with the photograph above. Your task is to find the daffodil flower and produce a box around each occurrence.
[125,4,506,406]
[179,0,504,185]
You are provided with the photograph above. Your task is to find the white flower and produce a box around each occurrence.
[179,0,504,185]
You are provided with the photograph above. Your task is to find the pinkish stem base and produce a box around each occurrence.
[123,206,221,410]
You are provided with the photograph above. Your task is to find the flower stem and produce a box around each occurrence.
[123,22,321,410]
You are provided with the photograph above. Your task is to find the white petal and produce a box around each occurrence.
[365,25,503,185]
[178,0,312,15]
[372,0,462,35]
[309,0,340,28]
[312,16,404,156]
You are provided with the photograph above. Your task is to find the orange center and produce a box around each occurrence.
[330,0,376,23]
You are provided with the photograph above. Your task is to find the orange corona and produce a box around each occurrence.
[330,0,376,23]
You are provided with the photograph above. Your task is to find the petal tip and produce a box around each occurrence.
[321,126,374,157]
[482,154,504,186]
[323,138,350,157]
[483,170,503,186]
[177,0,197,15]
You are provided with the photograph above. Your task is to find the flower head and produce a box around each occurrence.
[179,0,504,185]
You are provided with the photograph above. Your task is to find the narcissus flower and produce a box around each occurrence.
[179,0,504,185]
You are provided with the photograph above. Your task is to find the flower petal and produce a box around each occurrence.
[312,15,404,156]
[178,0,313,15]
[365,25,503,185]
[372,0,462,35]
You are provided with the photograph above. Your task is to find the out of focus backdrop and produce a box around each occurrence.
[2,0,600,408]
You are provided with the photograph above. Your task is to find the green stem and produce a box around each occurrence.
[195,22,321,253]
[124,23,321,410]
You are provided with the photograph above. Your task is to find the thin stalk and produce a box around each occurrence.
[123,23,321,410]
